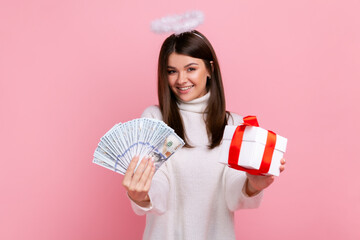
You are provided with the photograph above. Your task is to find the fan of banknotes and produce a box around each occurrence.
[93,118,185,175]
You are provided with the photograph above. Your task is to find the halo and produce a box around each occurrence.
[151,10,204,35]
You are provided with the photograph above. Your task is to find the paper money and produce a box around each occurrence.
[93,118,185,175]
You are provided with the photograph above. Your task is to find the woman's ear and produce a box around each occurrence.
[210,61,214,73]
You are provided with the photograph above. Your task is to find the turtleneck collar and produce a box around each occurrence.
[177,91,210,113]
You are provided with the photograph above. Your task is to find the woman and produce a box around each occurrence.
[122,30,286,239]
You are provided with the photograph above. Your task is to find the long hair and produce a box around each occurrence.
[158,30,229,149]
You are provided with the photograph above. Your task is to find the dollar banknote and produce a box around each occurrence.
[93,118,185,175]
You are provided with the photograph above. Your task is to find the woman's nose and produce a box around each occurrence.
[177,71,187,84]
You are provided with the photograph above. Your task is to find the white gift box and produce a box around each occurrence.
[219,125,287,176]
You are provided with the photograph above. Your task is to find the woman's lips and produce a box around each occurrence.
[177,85,194,94]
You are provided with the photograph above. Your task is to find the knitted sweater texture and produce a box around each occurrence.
[130,92,263,240]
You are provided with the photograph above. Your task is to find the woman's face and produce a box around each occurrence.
[167,52,210,102]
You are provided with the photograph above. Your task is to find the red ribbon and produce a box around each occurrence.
[228,116,276,175]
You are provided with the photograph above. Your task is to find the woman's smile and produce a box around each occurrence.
[176,85,194,94]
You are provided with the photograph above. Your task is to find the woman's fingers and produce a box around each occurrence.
[124,155,140,177]
[131,156,150,183]
[123,156,150,188]
[143,163,156,192]
[245,157,287,193]
[247,173,275,191]
[139,158,154,185]
[123,155,140,187]
[122,155,156,203]
[279,158,286,173]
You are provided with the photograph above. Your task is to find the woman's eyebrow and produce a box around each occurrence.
[167,63,199,69]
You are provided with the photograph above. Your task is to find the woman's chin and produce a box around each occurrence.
[177,96,192,102]
[176,94,199,102]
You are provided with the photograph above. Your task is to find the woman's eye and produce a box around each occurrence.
[187,68,196,72]
[167,70,176,74]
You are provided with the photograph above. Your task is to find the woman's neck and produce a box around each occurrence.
[177,91,210,113]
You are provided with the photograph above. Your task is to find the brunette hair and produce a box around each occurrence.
[157,30,229,149]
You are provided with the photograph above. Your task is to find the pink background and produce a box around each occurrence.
[1,0,359,239]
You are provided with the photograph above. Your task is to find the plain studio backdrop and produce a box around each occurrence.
[1,0,359,239]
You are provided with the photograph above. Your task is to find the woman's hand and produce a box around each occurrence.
[122,156,155,207]
[245,158,286,196]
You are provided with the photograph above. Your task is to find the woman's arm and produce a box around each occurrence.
[224,158,286,211]
[123,156,155,208]
[245,158,286,196]
[123,105,170,215]
[223,167,264,211]
[123,156,170,215]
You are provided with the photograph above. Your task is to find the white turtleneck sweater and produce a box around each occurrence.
[130,92,263,240]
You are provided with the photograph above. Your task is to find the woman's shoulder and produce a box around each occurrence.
[226,111,244,126]
[141,105,163,120]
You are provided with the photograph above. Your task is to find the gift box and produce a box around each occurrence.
[219,116,287,176]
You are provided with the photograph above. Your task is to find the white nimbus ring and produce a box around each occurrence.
[151,10,204,35]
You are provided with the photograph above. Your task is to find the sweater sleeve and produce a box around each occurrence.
[223,112,264,211]
[224,167,263,211]
[128,106,170,215]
